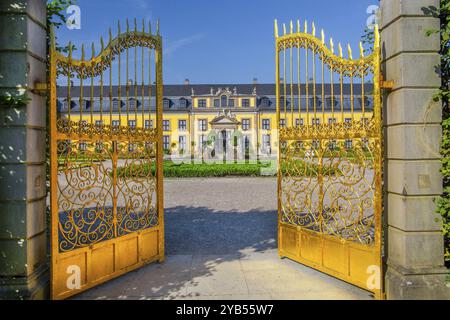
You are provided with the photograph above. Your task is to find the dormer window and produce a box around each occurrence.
[179,98,187,108]
[163,99,170,109]
[261,97,270,107]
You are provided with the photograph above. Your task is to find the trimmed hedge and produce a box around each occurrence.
[117,160,341,178]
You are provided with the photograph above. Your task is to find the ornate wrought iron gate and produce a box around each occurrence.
[49,20,164,299]
[275,20,383,299]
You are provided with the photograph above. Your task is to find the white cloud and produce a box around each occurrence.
[165,33,206,57]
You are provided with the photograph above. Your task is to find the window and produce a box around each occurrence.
[262,134,271,152]
[262,119,271,130]
[129,99,135,109]
[95,120,103,126]
[163,99,170,109]
[279,119,286,128]
[95,141,103,152]
[113,99,119,109]
[198,99,207,108]
[344,118,352,128]
[199,135,207,148]
[345,139,353,149]
[261,97,270,108]
[112,120,120,127]
[199,119,207,132]
[144,120,153,129]
[79,141,87,151]
[214,99,220,108]
[328,118,337,124]
[221,95,227,107]
[295,118,304,127]
[178,120,187,131]
[312,118,320,125]
[163,120,170,131]
[179,99,187,108]
[228,99,235,107]
[242,99,250,107]
[179,136,186,152]
[244,136,251,151]
[128,120,136,128]
[163,136,170,150]
[329,140,337,150]
[242,119,251,131]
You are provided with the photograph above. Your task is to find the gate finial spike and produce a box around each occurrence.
[347,43,353,60]
[338,42,343,58]
[304,20,308,33]
[274,19,279,38]
[149,20,152,35]
[297,19,300,33]
[50,26,55,50]
[330,37,334,54]
[374,24,380,49]
[321,29,325,44]
[100,36,104,51]
[142,19,145,33]
[290,20,293,34]
[126,18,130,32]
[312,22,316,37]
[68,41,73,59]
[282,23,286,35]
[157,19,160,35]
[109,28,112,46]
[359,41,364,58]
[91,42,95,59]
[81,43,85,61]
[134,18,137,33]
[118,20,121,35]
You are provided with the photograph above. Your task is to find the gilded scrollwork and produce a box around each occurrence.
[281,136,378,245]
[116,141,158,236]
[57,140,115,251]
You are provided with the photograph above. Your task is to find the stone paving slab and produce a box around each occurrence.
[73,178,374,300]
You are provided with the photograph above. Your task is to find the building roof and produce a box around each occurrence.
[56,83,374,113]
[57,83,373,98]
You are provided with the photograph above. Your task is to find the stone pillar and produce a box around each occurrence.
[380,0,450,299]
[0,0,48,299]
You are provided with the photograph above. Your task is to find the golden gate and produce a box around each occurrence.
[49,19,164,299]
[275,20,383,299]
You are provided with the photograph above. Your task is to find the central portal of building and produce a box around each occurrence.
[210,110,242,161]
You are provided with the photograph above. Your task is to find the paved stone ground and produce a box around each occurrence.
[74,178,374,300]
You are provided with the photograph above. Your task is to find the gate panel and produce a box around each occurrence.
[275,20,383,299]
[49,20,164,300]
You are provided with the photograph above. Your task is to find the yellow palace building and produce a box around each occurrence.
[57,80,373,158]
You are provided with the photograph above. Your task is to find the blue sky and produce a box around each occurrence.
[55,0,378,84]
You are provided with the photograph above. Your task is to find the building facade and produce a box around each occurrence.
[57,83,373,159]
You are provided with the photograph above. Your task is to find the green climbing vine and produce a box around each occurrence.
[426,0,450,266]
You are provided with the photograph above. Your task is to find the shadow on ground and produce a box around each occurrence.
[165,206,277,255]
